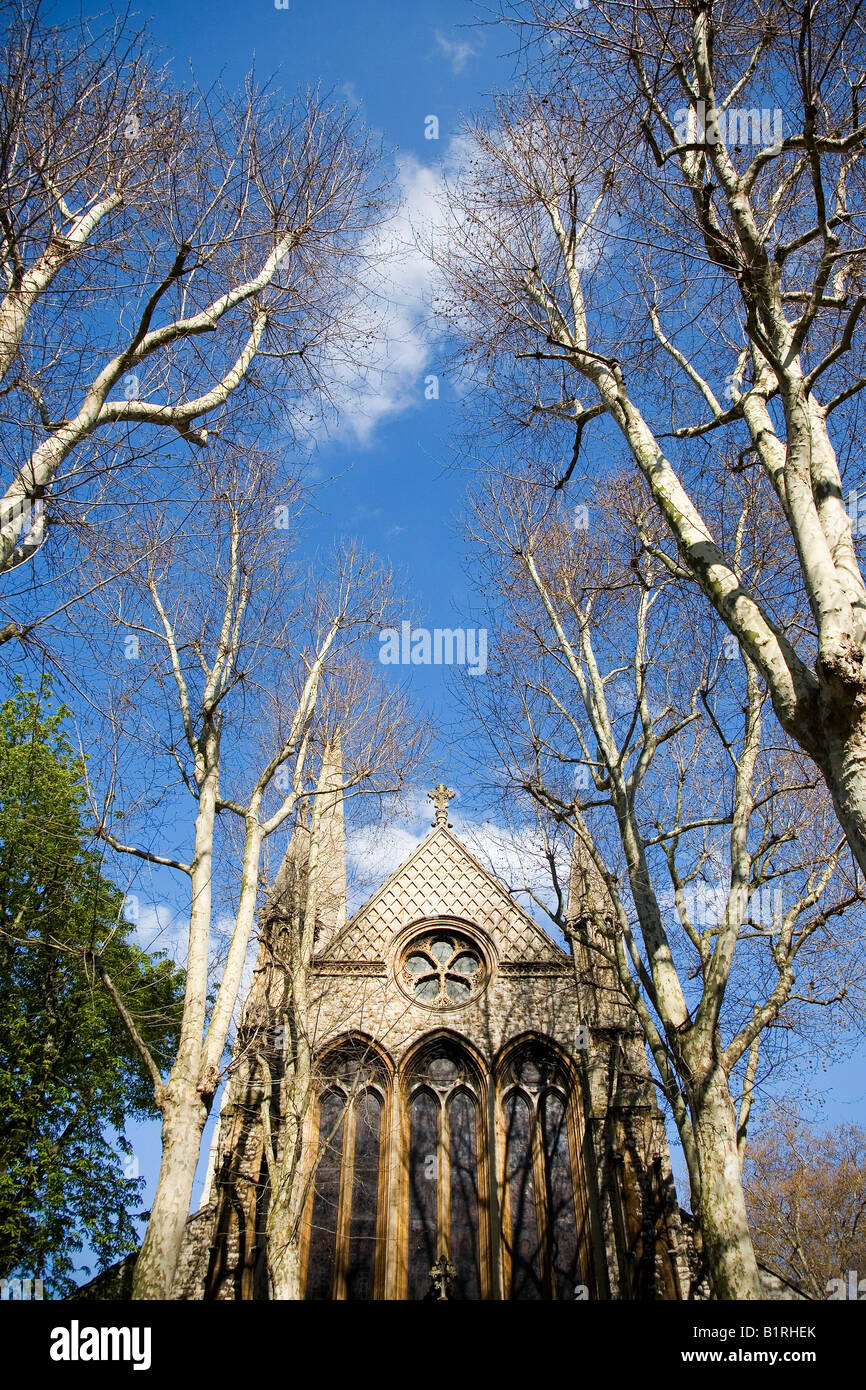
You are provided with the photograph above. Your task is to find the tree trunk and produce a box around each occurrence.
[131,1081,209,1300]
[268,1225,303,1300]
[815,681,866,882]
[266,1100,307,1300]
[131,746,218,1301]
[266,1011,311,1302]
[691,1069,764,1300]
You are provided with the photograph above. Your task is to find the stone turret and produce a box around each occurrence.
[311,738,347,950]
[565,818,691,1299]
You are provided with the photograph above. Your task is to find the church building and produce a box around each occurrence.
[172,782,691,1301]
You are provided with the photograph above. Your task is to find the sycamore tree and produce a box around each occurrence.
[0,2,385,647]
[458,464,866,1297]
[434,0,866,881]
[0,677,183,1295]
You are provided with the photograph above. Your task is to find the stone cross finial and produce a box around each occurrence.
[429,1255,455,1300]
[428,783,455,828]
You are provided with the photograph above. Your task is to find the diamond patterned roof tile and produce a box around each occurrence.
[319,826,565,967]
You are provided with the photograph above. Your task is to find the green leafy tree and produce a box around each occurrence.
[0,678,184,1295]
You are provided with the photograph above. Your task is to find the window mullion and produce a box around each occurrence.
[531,1095,554,1299]
[437,1093,448,1261]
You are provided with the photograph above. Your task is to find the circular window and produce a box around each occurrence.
[399,929,487,1009]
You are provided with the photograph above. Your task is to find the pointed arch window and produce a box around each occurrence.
[304,1042,389,1300]
[404,1040,488,1299]
[499,1043,590,1300]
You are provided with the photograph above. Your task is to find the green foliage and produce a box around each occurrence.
[0,677,184,1295]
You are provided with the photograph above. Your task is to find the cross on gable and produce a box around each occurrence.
[428,782,455,827]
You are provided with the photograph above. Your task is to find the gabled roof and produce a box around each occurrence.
[317,823,567,966]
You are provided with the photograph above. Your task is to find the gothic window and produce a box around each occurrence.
[499,1043,588,1301]
[404,1039,487,1299]
[398,928,487,1010]
[304,1040,389,1301]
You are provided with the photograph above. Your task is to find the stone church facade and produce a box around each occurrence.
[172,784,691,1301]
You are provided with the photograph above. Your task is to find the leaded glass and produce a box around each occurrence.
[504,1091,543,1300]
[345,1090,382,1301]
[399,930,487,1009]
[541,1089,581,1300]
[407,1089,439,1299]
[305,1088,346,1300]
[448,1090,481,1300]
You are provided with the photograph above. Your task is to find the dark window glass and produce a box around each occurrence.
[451,952,479,976]
[305,1088,345,1300]
[345,1089,382,1300]
[430,936,453,963]
[541,1089,581,1299]
[407,1088,439,1298]
[448,1089,481,1300]
[504,1091,543,1300]
[445,976,471,1001]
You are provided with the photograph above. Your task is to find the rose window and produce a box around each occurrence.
[400,931,486,1008]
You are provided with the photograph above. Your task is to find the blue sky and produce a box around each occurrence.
[122,0,511,713]
[29,0,866,1281]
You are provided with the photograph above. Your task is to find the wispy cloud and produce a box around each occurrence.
[344,502,383,527]
[340,81,363,108]
[433,28,478,75]
[131,900,189,963]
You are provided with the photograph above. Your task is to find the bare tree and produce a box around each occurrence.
[433,0,866,880]
[459,463,866,1297]
[743,1106,866,1299]
[0,3,385,642]
[75,453,424,1299]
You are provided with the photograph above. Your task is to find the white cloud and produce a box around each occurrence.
[130,900,189,963]
[433,28,478,75]
[346,786,434,898]
[129,900,247,982]
[296,138,469,448]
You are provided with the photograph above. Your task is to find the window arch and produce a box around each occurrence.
[303,1037,391,1301]
[497,1038,594,1300]
[401,1035,490,1299]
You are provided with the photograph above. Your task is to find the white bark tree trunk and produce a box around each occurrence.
[689,1067,764,1300]
[132,1081,209,1300]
